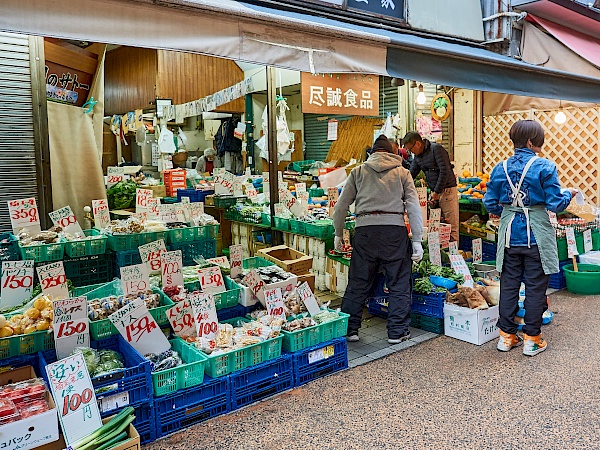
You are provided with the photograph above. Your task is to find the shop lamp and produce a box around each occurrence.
[554,102,567,124]
[416,84,427,105]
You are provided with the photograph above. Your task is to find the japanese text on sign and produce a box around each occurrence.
[1,260,34,309]
[107,167,124,189]
[198,266,226,294]
[189,293,218,340]
[37,261,69,299]
[279,188,303,218]
[328,187,339,217]
[584,229,593,253]
[230,244,243,279]
[139,240,166,274]
[264,287,286,320]
[450,254,474,288]
[472,238,483,264]
[449,241,458,255]
[8,197,41,234]
[242,269,266,304]
[566,228,579,258]
[53,296,89,359]
[428,232,441,267]
[91,199,111,229]
[428,208,441,234]
[161,250,184,289]
[167,300,195,339]
[296,282,321,316]
[120,264,151,296]
[136,189,153,213]
[215,171,234,195]
[49,205,84,235]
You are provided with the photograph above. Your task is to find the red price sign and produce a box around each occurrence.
[2,272,33,289]
[107,166,124,189]
[56,320,87,338]
[139,240,166,274]
[126,315,158,343]
[229,244,243,279]
[49,205,83,235]
[167,300,195,338]
[1,260,34,309]
[190,293,218,340]
[242,269,266,304]
[120,263,151,295]
[8,197,41,234]
[92,199,111,229]
[264,287,286,319]
[198,266,226,294]
[36,261,69,299]
[162,250,184,289]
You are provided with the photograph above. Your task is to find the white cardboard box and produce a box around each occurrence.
[444,304,499,345]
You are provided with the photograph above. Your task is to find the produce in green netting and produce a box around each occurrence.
[107,180,138,210]
[71,347,100,376]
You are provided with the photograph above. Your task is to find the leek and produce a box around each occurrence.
[70,407,134,450]
[95,431,128,450]
[78,415,135,450]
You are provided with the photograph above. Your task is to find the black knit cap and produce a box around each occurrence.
[372,134,394,153]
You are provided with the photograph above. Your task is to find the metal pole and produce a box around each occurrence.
[266,67,279,225]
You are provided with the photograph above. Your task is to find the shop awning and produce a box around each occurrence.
[2,0,600,102]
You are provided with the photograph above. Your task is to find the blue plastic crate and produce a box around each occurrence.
[113,249,142,275]
[39,336,152,408]
[290,338,348,387]
[0,233,19,262]
[0,353,37,371]
[549,260,570,290]
[411,290,452,319]
[177,189,214,203]
[216,304,247,322]
[367,297,388,318]
[168,238,217,266]
[63,253,114,288]
[154,376,230,438]
[459,235,496,260]
[229,354,293,410]
[99,399,155,445]
[369,272,388,297]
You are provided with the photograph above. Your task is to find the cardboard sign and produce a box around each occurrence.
[416,186,428,226]
[264,287,286,320]
[91,199,111,229]
[1,260,34,309]
[215,171,234,195]
[233,177,244,197]
[279,188,303,217]
[46,353,102,446]
[198,266,226,294]
[136,188,153,213]
[37,261,69,299]
[166,299,195,339]
[449,241,459,255]
[109,299,170,355]
[207,256,230,269]
[472,238,483,264]
[139,239,167,274]
[428,231,442,267]
[8,197,41,234]
[147,198,161,219]
[429,208,441,234]
[566,228,579,258]
[161,250,184,289]
[295,183,307,194]
[262,172,270,201]
[244,183,259,202]
[584,229,593,253]
[230,244,243,279]
[450,254,474,288]
[52,296,89,359]
[120,264,151,296]
[190,293,218,340]
[327,187,339,217]
[49,206,84,235]
[242,269,266,303]
[107,166,124,189]
[296,282,321,316]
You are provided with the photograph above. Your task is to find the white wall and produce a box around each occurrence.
[453,89,476,175]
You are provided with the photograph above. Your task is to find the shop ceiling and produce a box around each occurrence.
[2,0,600,102]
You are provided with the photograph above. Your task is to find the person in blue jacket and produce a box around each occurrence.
[484,120,577,357]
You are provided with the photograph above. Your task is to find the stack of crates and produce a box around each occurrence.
[163,169,187,197]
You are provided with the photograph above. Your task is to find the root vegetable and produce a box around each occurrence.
[458,286,489,310]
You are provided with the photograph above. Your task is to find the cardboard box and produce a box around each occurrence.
[444,304,499,345]
[37,416,140,450]
[0,366,59,450]
[297,273,315,292]
[147,184,166,198]
[257,245,313,275]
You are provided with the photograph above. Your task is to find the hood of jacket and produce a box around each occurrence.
[364,152,403,173]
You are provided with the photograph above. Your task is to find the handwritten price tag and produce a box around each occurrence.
[417,186,428,225]
[429,208,441,234]
[147,198,161,219]
[450,254,474,288]
[207,256,230,269]
[36,261,69,299]
[296,183,307,194]
[190,293,218,340]
[566,228,579,258]
[279,188,303,217]
[49,205,84,235]
[1,260,34,309]
[161,250,184,289]
[244,183,259,202]
[242,269,266,304]
[584,229,593,253]
[7,197,41,234]
[167,299,195,339]
[472,238,483,264]
[136,188,153,213]
[45,353,102,446]
[188,203,205,225]
[109,298,170,355]
[264,287,286,320]
[120,264,151,295]
[230,244,243,279]
[139,239,166,274]
[215,171,234,195]
[296,282,321,316]
[107,166,124,188]
[327,187,338,217]
[449,241,458,255]
[52,296,89,359]
[233,177,244,197]
[262,172,270,201]
[428,231,442,267]
[198,266,226,294]
[92,199,111,229]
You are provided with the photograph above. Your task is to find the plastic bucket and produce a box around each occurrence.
[563,263,600,295]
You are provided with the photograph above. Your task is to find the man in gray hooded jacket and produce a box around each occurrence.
[333,135,424,344]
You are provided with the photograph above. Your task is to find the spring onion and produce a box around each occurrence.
[70,406,135,450]
[78,415,135,450]
[95,431,128,450]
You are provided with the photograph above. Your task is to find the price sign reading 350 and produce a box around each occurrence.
[8,197,41,234]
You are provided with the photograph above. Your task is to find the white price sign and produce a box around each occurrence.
[297,191,309,214]
[215,171,234,195]
[7,197,41,234]
[450,254,474,288]
[308,344,335,364]
[107,166,124,188]
[139,239,166,274]
[428,231,442,267]
[242,269,266,304]
[262,172,270,201]
[92,199,111,229]
[230,244,243,279]
[279,188,303,218]
[161,250,184,289]
[49,205,84,235]
[45,353,102,446]
[52,296,89,359]
[264,287,286,320]
[188,203,205,224]
[120,264,151,296]
[296,281,321,317]
[233,177,244,197]
[136,188,153,213]
[417,186,428,226]
[166,299,195,339]
[147,198,161,219]
[295,183,307,194]
[190,293,218,340]
[207,256,230,269]
[244,183,259,202]
[37,261,69,299]
[198,266,226,294]
[429,208,441,234]
[547,210,558,225]
[109,299,170,355]
[1,260,34,309]
[566,228,579,258]
[584,229,593,253]
[472,238,483,264]
[328,187,339,217]
[448,241,459,255]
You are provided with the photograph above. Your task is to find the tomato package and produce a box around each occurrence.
[0,398,19,425]
[0,378,46,405]
[18,399,49,418]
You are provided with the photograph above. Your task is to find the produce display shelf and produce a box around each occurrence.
[184,276,242,311]
[229,354,293,410]
[289,218,306,234]
[64,229,108,258]
[0,352,37,370]
[168,238,217,266]
[152,338,208,397]
[458,199,487,215]
[242,256,276,270]
[281,310,349,352]
[63,253,114,288]
[154,375,230,439]
[289,337,348,387]
[305,220,335,240]
[225,209,266,226]
[104,230,168,252]
[167,224,220,244]
[18,240,65,263]
[0,320,54,360]
[0,232,20,262]
[326,253,351,267]
[273,217,290,232]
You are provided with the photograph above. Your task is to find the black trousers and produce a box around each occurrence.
[341,225,412,339]
[499,246,549,336]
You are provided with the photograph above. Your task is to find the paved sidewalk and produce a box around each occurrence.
[147,290,599,450]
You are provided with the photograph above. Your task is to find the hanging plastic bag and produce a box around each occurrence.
[381,112,394,140]
[276,99,291,155]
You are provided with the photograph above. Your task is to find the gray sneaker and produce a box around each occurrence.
[347,333,360,342]
[388,332,411,344]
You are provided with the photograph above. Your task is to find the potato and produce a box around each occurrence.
[0,315,6,329]
[0,327,13,338]
[35,321,50,331]
[24,325,37,334]
[33,298,46,310]
[25,308,40,320]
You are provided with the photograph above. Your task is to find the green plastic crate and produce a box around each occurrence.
[64,229,108,258]
[106,230,168,252]
[167,224,220,244]
[261,212,271,227]
[290,160,316,173]
[183,276,242,310]
[281,310,349,352]
[557,234,585,261]
[458,199,487,215]
[83,281,175,340]
[152,338,208,396]
[214,196,246,209]
[273,217,290,231]
[18,240,65,263]
[203,318,283,377]
[305,220,334,240]
[289,218,306,235]
[308,188,324,198]
[242,257,276,270]
[0,321,55,360]
[344,221,356,231]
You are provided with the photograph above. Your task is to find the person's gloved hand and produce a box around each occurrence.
[334,236,343,251]
[412,242,424,263]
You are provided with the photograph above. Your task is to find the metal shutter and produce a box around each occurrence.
[379,76,399,117]
[0,33,40,232]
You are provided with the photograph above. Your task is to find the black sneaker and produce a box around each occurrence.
[388,332,411,344]
[347,332,360,342]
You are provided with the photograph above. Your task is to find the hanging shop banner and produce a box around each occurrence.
[8,197,41,235]
[52,296,89,359]
[91,199,111,229]
[347,0,405,20]
[37,261,69,299]
[301,72,379,116]
[1,260,34,309]
[49,206,84,235]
